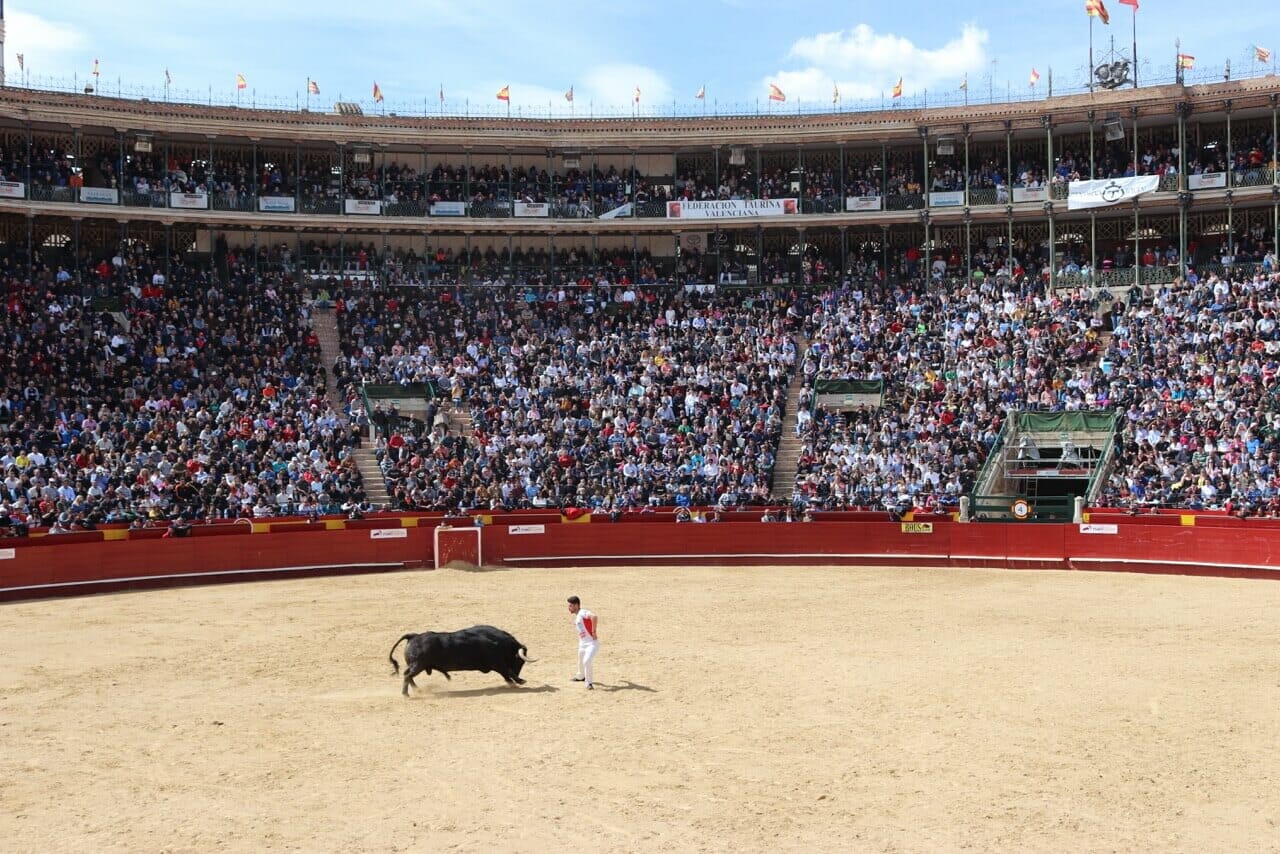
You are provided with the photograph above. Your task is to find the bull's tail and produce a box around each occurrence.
[518,645,537,663]
[389,633,416,675]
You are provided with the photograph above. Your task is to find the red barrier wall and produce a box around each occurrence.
[4,518,1280,602]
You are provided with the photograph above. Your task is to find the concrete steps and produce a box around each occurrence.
[310,307,391,507]
[769,336,809,501]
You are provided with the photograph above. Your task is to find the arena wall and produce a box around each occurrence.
[3,515,1279,601]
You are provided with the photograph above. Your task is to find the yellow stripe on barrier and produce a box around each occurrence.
[102,528,129,541]
[400,516,417,528]
[1081,512,1091,523]
[324,519,346,531]
[252,522,272,534]
[1180,514,1196,527]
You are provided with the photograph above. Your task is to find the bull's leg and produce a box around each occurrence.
[501,670,527,686]
[438,670,451,681]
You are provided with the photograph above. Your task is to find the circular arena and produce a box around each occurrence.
[4,8,1280,849]
[3,564,1279,852]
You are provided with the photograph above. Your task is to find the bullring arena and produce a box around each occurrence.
[5,17,1280,849]
[3,561,1280,853]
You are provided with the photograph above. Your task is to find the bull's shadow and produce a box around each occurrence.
[423,683,561,698]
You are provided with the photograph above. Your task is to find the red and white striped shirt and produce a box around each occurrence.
[575,609,598,643]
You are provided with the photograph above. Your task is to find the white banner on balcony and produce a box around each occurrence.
[258,196,296,213]
[666,198,798,219]
[345,199,383,215]
[1012,186,1048,203]
[1188,172,1227,190]
[1067,175,1160,210]
[80,187,119,205]
[598,202,633,219]
[514,201,550,218]
[928,191,965,208]
[845,196,881,211]
[431,201,467,217]
[0,181,25,199]
[169,192,208,209]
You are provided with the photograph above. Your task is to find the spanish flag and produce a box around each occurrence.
[308,79,320,95]
[1256,45,1272,64]
[1177,53,1195,69]
[1085,0,1110,24]
[768,83,786,102]
[93,58,101,78]
[373,82,384,102]
[891,77,903,98]
[236,72,247,90]
[1029,68,1041,86]
[496,84,510,102]
[565,86,574,102]
[634,85,641,104]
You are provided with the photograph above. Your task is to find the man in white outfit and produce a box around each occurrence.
[567,595,599,689]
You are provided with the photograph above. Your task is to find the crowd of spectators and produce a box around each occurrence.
[334,282,799,512]
[791,275,1104,511]
[0,243,366,533]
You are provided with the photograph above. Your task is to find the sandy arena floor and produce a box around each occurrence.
[2,564,1280,853]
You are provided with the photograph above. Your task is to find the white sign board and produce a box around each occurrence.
[1079,523,1119,535]
[169,192,209,209]
[1067,175,1160,210]
[80,187,119,204]
[1012,186,1048,203]
[666,198,798,219]
[258,196,296,213]
[0,181,25,199]
[431,201,467,217]
[1188,172,1227,190]
[514,201,550,218]
[510,525,546,535]
[845,196,881,211]
[370,528,408,539]
[345,199,382,215]
[0,548,14,560]
[928,191,964,208]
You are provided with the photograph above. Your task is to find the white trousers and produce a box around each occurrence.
[576,642,599,684]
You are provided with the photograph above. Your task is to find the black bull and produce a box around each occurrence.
[389,625,536,695]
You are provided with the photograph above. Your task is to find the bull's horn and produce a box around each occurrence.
[518,650,538,662]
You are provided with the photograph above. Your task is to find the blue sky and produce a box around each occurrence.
[4,0,1274,116]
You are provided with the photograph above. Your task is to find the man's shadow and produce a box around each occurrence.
[594,680,657,693]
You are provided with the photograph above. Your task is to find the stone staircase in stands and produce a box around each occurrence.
[310,307,391,508]
[770,336,810,502]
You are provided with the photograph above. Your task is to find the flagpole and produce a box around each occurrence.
[1131,5,1138,87]
[1089,16,1095,93]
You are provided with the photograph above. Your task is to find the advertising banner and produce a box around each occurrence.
[1188,172,1227,190]
[845,196,882,211]
[0,181,25,199]
[431,201,467,217]
[666,198,798,219]
[258,196,296,213]
[1067,175,1160,210]
[169,192,209,209]
[345,199,382,215]
[80,187,119,204]
[514,201,551,217]
[928,191,965,208]
[1012,186,1048,203]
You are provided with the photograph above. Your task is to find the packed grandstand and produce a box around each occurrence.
[1,78,1279,533]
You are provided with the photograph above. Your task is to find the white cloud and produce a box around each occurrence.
[5,10,88,75]
[767,23,989,102]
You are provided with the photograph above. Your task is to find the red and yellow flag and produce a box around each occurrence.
[372,82,384,102]
[1117,0,1138,7]
[768,83,786,102]
[236,72,247,90]
[1256,46,1272,64]
[1029,68,1041,86]
[891,77,903,98]
[1085,0,1110,24]
[496,84,510,102]
[1177,54,1195,69]
[308,79,319,95]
